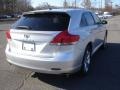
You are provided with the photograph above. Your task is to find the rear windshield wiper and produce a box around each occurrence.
[16,26,31,30]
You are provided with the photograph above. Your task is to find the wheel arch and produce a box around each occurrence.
[86,42,93,52]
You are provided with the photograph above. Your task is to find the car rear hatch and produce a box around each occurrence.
[6,12,71,58]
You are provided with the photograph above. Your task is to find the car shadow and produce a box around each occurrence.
[31,43,120,90]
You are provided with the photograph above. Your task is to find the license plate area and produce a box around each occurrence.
[22,42,35,51]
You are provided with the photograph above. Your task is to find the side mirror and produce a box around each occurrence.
[97,20,108,24]
[101,20,108,24]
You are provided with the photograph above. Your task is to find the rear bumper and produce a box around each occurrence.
[5,46,84,74]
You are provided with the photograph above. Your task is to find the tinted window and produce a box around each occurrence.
[84,12,95,25]
[80,14,88,27]
[12,13,70,31]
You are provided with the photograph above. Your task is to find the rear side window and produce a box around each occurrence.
[12,13,70,31]
[84,12,95,26]
[80,14,88,27]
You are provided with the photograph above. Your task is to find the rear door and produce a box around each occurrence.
[83,12,100,49]
[92,13,106,43]
[9,12,70,57]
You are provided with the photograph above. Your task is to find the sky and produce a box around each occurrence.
[31,0,120,8]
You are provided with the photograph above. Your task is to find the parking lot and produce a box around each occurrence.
[0,15,120,90]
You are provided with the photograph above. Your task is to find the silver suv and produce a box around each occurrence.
[5,9,107,75]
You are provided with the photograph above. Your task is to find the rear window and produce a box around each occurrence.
[12,12,70,31]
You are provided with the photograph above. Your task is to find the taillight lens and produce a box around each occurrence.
[50,30,80,45]
[6,31,11,40]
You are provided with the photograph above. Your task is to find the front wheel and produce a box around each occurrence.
[81,45,92,75]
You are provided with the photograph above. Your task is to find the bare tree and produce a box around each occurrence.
[35,2,59,10]
[63,0,69,8]
[0,0,33,15]
[81,0,91,9]
[16,0,33,13]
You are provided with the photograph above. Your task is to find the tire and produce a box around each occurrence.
[81,45,92,75]
[101,31,107,49]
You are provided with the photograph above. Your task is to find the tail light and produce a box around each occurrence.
[6,31,11,40]
[50,30,80,45]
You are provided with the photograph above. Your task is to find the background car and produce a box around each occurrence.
[103,12,113,19]
[0,15,11,19]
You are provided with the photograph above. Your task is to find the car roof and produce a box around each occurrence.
[23,8,90,16]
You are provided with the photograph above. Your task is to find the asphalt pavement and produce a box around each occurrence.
[0,16,120,90]
[0,21,14,30]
